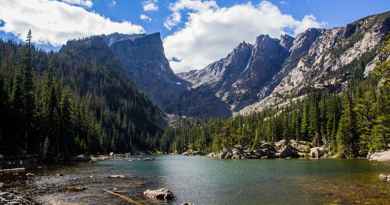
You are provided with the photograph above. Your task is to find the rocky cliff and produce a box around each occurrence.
[179,11,390,116]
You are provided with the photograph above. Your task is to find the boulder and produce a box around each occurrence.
[217,152,226,160]
[379,174,389,182]
[207,153,216,158]
[368,150,390,162]
[232,148,240,155]
[233,144,243,150]
[274,140,287,151]
[290,140,311,153]
[278,145,299,158]
[143,188,174,201]
[224,151,233,159]
[231,154,241,160]
[310,146,327,159]
[74,154,91,162]
[0,182,3,188]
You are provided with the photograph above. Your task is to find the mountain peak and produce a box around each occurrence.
[280,34,295,50]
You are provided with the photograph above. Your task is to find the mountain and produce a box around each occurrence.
[68,33,189,112]
[240,11,390,114]
[58,36,167,151]
[179,11,390,117]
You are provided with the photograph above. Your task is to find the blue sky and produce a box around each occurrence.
[0,0,389,72]
[90,0,390,37]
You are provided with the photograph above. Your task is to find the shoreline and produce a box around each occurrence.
[1,156,390,205]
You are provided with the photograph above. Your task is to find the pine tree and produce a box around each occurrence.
[23,30,36,153]
[336,91,358,158]
[354,89,377,155]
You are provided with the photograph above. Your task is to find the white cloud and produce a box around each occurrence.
[0,0,144,46]
[140,14,152,22]
[164,1,324,73]
[143,0,159,12]
[294,15,324,34]
[164,0,218,30]
[59,0,93,8]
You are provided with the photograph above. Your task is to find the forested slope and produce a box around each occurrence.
[0,32,165,160]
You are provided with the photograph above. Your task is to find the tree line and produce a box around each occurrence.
[0,31,164,161]
[160,37,390,159]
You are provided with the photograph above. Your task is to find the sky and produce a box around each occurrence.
[0,0,389,73]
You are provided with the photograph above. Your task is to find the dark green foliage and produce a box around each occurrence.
[0,32,165,160]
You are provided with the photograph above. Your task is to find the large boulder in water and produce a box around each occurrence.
[368,150,390,162]
[144,188,174,200]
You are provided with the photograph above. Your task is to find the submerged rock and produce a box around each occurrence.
[368,150,390,162]
[143,188,174,201]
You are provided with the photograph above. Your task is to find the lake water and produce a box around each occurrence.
[94,156,390,205]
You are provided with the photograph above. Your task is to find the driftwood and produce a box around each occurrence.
[0,168,26,174]
[103,189,144,205]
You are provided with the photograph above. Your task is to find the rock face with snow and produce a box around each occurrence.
[103,33,189,111]
[179,11,390,117]
[240,11,390,115]
[64,11,390,118]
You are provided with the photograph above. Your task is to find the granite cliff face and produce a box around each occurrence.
[103,33,189,110]
[61,11,390,118]
[240,11,390,114]
[63,33,189,112]
[180,11,390,116]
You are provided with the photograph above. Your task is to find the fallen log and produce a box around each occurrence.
[0,168,26,174]
[103,189,144,205]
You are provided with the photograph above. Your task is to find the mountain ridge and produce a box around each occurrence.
[179,11,390,117]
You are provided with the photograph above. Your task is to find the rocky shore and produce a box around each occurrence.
[0,191,38,205]
[206,139,328,160]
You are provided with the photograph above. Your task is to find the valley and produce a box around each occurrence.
[0,6,389,205]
